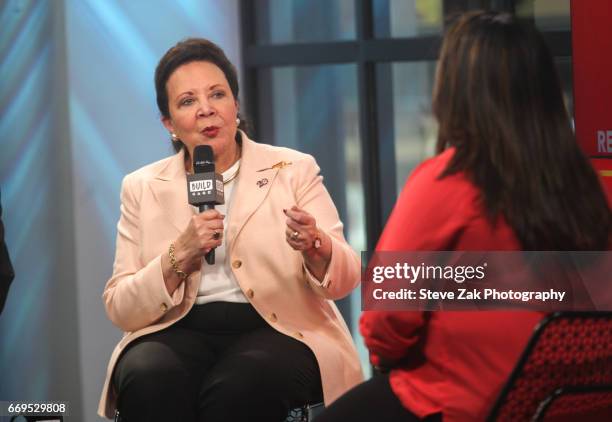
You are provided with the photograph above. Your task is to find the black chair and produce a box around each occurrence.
[486,311,612,421]
[285,402,324,422]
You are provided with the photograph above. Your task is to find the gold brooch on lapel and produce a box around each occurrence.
[256,161,293,172]
[256,178,269,188]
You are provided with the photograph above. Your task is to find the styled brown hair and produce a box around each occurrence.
[433,11,611,250]
[154,38,248,152]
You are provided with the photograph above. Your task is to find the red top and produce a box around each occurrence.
[360,148,543,421]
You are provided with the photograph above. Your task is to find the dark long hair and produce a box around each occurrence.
[433,11,611,250]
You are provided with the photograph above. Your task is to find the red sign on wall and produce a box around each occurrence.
[591,159,612,206]
[571,1,612,156]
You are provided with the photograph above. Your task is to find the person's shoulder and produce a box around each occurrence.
[121,154,179,192]
[125,154,177,180]
[397,148,481,219]
[245,139,318,175]
[247,139,313,163]
[408,148,474,192]
[411,148,454,179]
[377,149,481,250]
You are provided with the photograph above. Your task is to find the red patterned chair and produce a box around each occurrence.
[486,312,612,421]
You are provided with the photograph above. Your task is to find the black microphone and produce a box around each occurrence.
[187,145,224,265]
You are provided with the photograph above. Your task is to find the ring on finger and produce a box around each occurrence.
[212,230,221,240]
[290,230,300,240]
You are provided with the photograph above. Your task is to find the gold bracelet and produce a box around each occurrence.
[168,243,188,280]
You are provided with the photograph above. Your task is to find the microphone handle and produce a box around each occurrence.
[200,203,215,265]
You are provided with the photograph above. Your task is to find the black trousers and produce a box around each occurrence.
[314,373,442,422]
[113,302,322,422]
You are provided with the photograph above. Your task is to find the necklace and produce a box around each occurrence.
[223,163,240,185]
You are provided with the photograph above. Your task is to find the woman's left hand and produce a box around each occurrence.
[284,206,332,280]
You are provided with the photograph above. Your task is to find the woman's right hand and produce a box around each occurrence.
[173,209,225,274]
[161,209,224,295]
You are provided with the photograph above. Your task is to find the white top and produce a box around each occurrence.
[194,159,247,304]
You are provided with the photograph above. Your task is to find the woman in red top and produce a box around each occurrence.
[316,11,612,422]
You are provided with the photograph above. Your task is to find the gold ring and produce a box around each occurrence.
[290,231,299,240]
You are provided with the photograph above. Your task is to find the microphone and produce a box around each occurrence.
[187,145,224,265]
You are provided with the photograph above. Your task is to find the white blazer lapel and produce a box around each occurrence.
[227,137,281,253]
[148,149,194,234]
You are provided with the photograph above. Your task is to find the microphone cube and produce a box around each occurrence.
[187,172,225,206]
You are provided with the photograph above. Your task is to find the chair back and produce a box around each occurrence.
[285,402,324,422]
[486,311,612,421]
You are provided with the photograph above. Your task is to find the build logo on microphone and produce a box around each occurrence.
[187,173,224,206]
[189,180,213,196]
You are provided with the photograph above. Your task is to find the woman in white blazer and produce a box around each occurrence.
[98,38,363,421]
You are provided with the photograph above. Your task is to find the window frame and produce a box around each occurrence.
[239,0,572,251]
